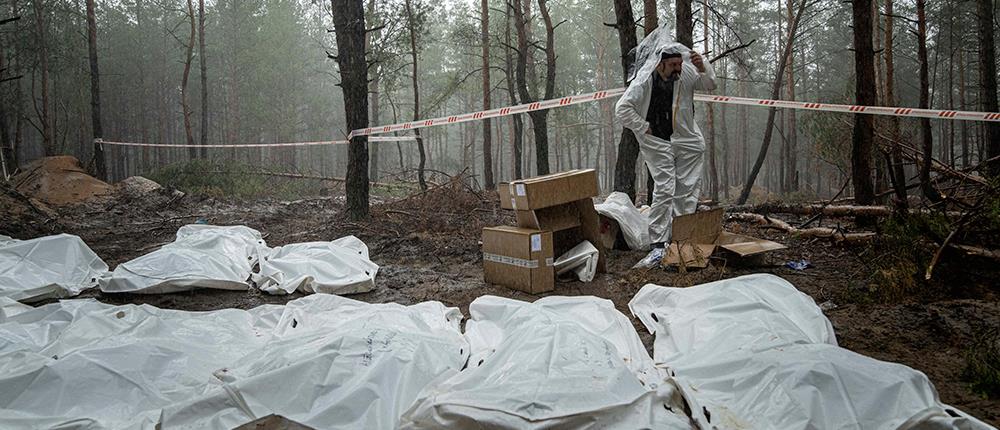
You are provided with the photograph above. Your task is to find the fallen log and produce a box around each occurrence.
[726,212,876,245]
[727,203,963,219]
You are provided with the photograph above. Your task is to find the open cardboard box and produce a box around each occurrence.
[664,208,786,268]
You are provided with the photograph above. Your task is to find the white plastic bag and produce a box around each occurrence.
[594,191,652,250]
[0,234,108,302]
[400,295,705,429]
[629,274,993,430]
[255,236,378,295]
[553,240,599,282]
[100,225,267,294]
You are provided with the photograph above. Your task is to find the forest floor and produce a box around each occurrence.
[7,179,999,426]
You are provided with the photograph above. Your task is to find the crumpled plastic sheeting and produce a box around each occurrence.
[594,192,652,251]
[99,225,267,294]
[0,297,31,320]
[553,240,599,282]
[0,234,108,302]
[159,295,468,429]
[0,295,466,429]
[254,236,379,295]
[629,274,993,430]
[400,295,706,429]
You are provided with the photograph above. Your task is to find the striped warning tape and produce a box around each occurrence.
[347,87,1000,138]
[100,86,1000,148]
[98,136,417,148]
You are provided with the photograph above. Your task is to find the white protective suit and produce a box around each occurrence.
[615,28,716,245]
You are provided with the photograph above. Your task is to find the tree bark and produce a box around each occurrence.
[675,0,692,47]
[784,0,797,193]
[404,0,427,190]
[917,0,942,202]
[978,0,999,176]
[513,0,555,176]
[704,3,718,202]
[883,0,907,211]
[85,0,106,180]
[503,2,523,179]
[736,0,807,205]
[198,0,208,158]
[182,0,196,159]
[331,0,370,219]
[32,0,53,154]
[611,0,640,200]
[850,0,876,208]
[481,0,494,189]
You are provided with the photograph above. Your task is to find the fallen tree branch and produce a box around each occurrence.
[727,212,876,244]
[727,203,963,218]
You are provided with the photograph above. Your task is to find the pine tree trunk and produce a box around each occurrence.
[850,0,876,207]
[917,0,941,201]
[32,0,54,154]
[958,44,968,167]
[785,0,797,192]
[85,0,107,180]
[704,4,717,203]
[611,0,640,200]
[198,0,208,158]
[404,0,427,190]
[481,0,494,189]
[331,0,370,219]
[884,0,907,210]
[182,0,196,159]
[503,2,523,179]
[978,0,999,175]
[675,0,692,47]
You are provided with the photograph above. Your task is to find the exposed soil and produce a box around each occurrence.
[7,182,999,426]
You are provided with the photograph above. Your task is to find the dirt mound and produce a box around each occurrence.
[13,156,112,206]
[0,181,59,238]
[115,176,163,198]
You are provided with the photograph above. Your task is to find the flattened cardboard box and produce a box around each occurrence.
[482,226,554,294]
[498,169,598,210]
[664,208,787,268]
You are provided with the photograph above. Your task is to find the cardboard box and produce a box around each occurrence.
[498,169,598,210]
[512,198,607,273]
[482,226,554,293]
[664,208,787,268]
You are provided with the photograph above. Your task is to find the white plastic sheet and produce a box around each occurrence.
[0,295,467,429]
[628,274,993,430]
[553,240,599,282]
[100,225,267,294]
[254,236,378,295]
[400,295,706,429]
[0,234,108,302]
[594,192,651,251]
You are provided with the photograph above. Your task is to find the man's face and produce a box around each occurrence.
[657,57,683,79]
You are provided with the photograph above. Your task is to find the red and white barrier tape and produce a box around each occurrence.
[98,136,416,148]
[348,87,1000,138]
[100,86,1000,148]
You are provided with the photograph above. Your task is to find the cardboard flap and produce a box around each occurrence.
[515,204,582,232]
[664,243,717,268]
[717,232,787,256]
[671,208,724,244]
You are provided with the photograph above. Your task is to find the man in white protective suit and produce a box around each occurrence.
[615,32,716,269]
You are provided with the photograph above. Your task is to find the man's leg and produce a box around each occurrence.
[671,138,705,216]
[639,135,676,245]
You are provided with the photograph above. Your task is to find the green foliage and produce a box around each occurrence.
[148,160,323,199]
[860,212,952,303]
[964,327,1000,399]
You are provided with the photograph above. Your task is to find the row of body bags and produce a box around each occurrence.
[0,274,993,429]
[0,225,379,302]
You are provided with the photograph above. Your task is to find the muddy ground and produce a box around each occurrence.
[10,182,999,426]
